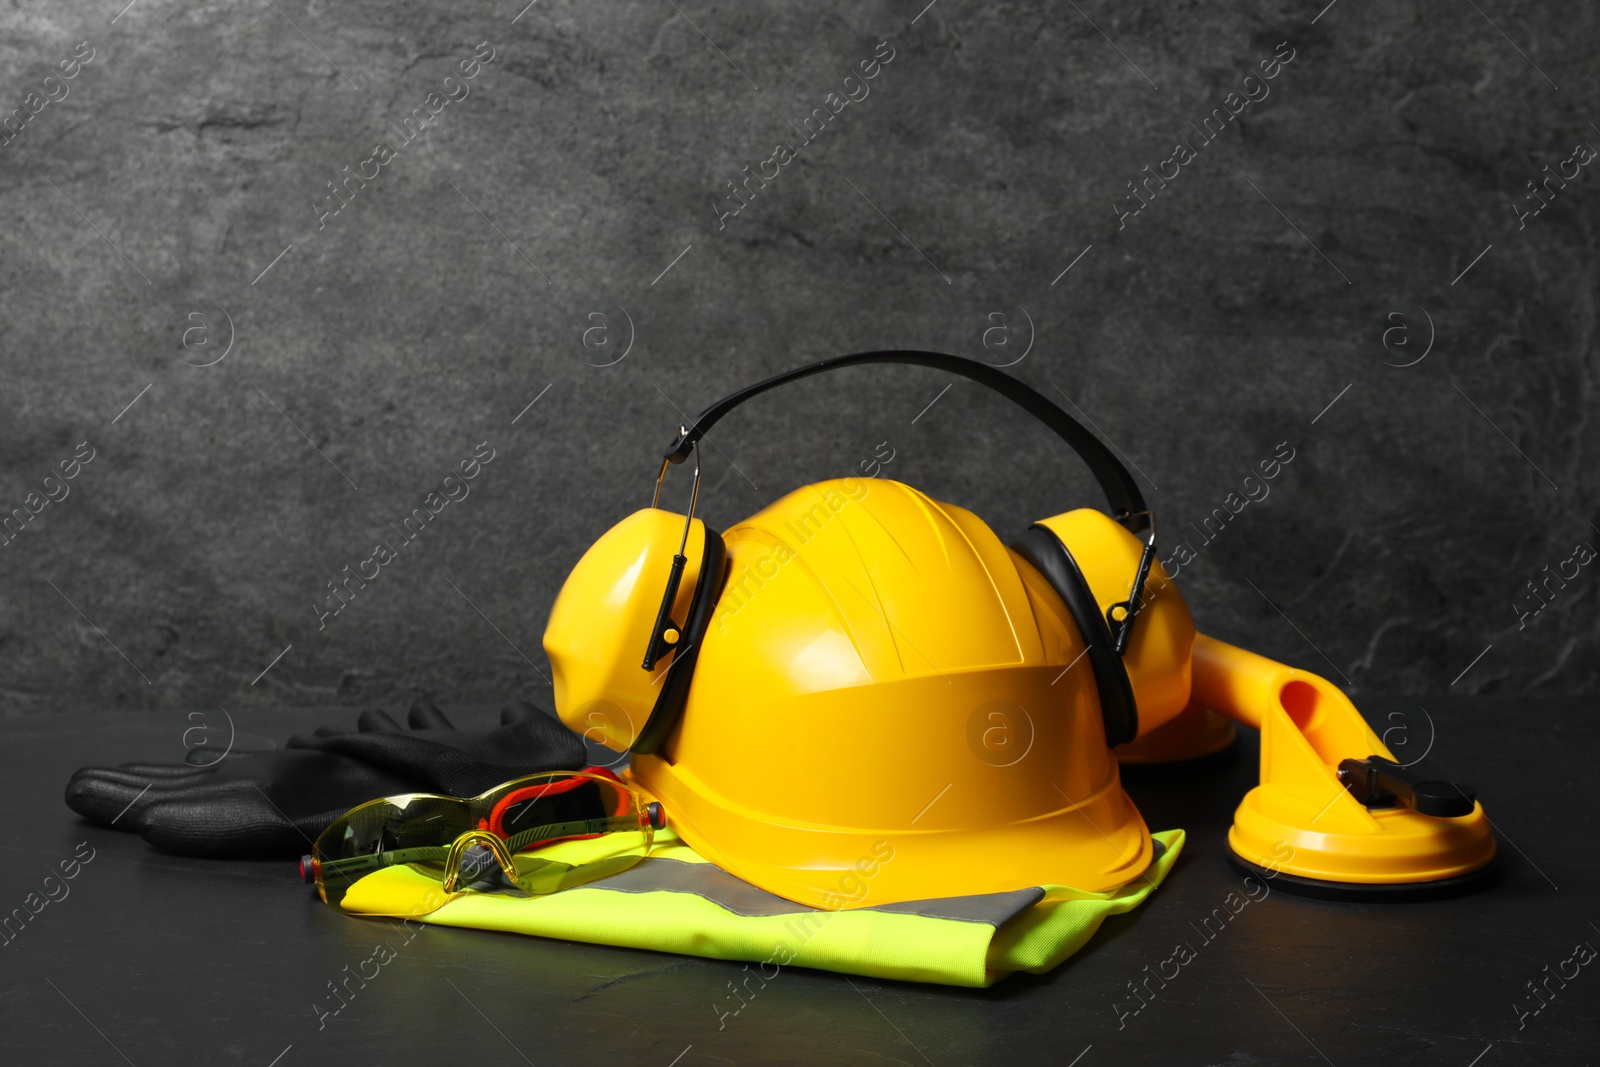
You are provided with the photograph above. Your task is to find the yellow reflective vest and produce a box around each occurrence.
[336,828,1183,988]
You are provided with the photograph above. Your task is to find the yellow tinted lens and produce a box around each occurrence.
[313,773,656,914]
[505,829,655,896]
[313,795,470,910]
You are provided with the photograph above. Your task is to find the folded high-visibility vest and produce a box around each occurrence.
[338,827,1183,987]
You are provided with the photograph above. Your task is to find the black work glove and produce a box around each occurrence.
[286,697,586,796]
[64,699,587,859]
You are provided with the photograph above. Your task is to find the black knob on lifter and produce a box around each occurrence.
[1337,756,1476,818]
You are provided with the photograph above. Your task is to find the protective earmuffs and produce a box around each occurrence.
[630,351,1157,754]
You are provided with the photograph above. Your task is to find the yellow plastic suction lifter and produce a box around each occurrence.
[1189,633,1497,892]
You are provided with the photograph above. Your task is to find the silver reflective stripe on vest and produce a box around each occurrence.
[582,858,1048,926]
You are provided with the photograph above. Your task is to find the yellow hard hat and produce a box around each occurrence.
[544,352,1194,909]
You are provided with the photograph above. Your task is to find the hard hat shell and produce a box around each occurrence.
[622,478,1179,910]
[543,508,709,752]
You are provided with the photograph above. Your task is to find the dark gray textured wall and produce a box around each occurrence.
[1,1,1594,714]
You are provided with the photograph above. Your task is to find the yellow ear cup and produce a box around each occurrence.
[543,509,706,752]
[1035,509,1196,739]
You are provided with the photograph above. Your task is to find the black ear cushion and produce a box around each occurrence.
[630,527,728,756]
[1011,525,1139,747]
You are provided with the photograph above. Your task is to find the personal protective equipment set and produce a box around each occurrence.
[66,352,1497,985]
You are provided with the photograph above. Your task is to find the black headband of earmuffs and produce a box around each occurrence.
[634,351,1156,754]
[664,351,1150,532]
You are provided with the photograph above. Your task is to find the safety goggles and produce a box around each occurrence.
[301,769,663,915]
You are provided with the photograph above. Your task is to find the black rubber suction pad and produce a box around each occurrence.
[1226,849,1502,902]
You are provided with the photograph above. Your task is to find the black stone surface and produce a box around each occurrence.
[5,698,1596,1065]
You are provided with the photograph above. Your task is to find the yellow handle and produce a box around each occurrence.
[1191,632,1390,759]
[1190,632,1283,732]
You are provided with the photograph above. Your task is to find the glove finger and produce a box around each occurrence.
[356,707,404,733]
[183,748,252,767]
[71,766,206,791]
[282,725,346,750]
[408,696,454,731]
[64,769,188,828]
[284,724,352,748]
[119,762,215,778]
[500,700,538,726]
[136,795,338,859]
